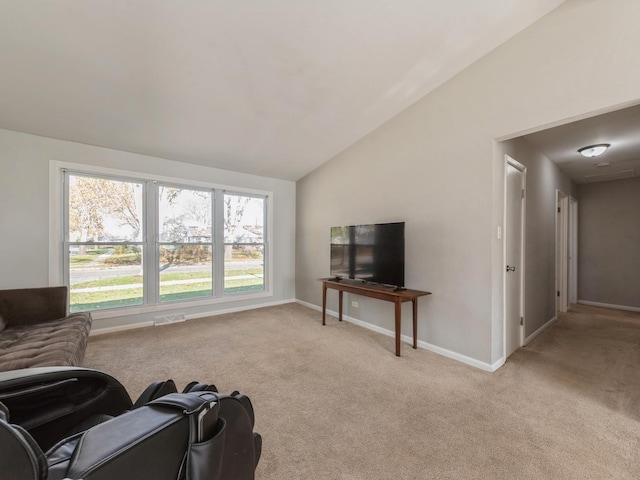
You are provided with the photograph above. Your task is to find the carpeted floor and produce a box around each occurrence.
[84,303,640,479]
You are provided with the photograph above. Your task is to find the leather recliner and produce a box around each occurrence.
[0,367,261,480]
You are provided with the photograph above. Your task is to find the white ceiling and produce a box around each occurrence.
[0,1,566,181]
[522,103,640,184]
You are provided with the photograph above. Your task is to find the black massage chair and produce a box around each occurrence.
[0,367,261,480]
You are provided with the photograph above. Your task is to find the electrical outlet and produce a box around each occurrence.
[351,301,358,308]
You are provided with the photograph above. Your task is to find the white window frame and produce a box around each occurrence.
[222,190,268,296]
[49,160,273,319]
[156,181,215,305]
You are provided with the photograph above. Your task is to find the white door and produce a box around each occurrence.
[505,160,525,358]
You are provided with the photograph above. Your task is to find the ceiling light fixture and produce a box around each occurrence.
[578,143,610,157]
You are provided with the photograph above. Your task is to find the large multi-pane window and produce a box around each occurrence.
[64,171,268,313]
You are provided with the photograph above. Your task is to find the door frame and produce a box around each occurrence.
[556,191,578,312]
[556,191,568,313]
[503,155,526,358]
[568,197,578,305]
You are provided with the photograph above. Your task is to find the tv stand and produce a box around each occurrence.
[320,278,431,356]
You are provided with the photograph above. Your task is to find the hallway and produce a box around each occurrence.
[510,304,640,421]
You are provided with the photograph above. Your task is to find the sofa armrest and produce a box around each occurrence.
[0,286,69,327]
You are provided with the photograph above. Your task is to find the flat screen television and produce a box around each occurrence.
[330,222,405,288]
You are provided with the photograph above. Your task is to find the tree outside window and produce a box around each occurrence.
[67,174,144,311]
[223,193,265,294]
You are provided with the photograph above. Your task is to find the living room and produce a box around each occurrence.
[1,1,639,479]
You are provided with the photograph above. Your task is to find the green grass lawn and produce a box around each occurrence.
[70,271,264,312]
[71,269,262,289]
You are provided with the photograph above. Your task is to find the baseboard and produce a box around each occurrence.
[577,300,640,313]
[295,299,498,372]
[295,299,319,310]
[524,316,557,345]
[90,321,155,336]
[420,338,501,372]
[184,298,296,321]
[91,298,297,336]
[490,357,506,372]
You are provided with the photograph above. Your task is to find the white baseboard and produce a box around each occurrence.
[90,298,296,336]
[491,357,506,371]
[295,299,499,372]
[90,321,154,336]
[524,316,557,345]
[184,298,296,321]
[295,299,319,310]
[577,300,640,313]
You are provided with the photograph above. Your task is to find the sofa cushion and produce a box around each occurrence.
[0,313,92,371]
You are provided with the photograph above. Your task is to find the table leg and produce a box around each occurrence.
[322,284,327,325]
[395,299,401,356]
[338,291,343,321]
[412,298,418,349]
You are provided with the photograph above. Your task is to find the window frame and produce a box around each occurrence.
[222,190,268,296]
[51,161,273,319]
[156,181,215,304]
[63,171,147,311]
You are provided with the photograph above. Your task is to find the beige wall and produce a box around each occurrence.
[297,0,640,368]
[578,177,640,309]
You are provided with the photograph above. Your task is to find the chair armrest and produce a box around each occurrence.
[0,286,68,327]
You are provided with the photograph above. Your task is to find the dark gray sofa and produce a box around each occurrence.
[0,287,92,372]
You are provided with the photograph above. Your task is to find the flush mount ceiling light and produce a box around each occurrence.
[578,143,610,157]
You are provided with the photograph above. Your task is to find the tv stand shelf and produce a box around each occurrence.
[320,278,431,356]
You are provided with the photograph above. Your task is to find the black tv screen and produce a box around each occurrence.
[330,222,405,287]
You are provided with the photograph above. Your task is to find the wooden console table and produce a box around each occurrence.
[320,278,431,356]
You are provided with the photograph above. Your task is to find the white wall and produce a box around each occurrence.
[0,129,296,330]
[297,0,640,368]
[578,177,640,309]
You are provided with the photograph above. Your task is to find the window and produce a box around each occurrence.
[63,170,269,313]
[66,174,144,312]
[223,193,266,294]
[158,185,213,302]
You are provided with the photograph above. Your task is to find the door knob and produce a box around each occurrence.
[506,265,516,272]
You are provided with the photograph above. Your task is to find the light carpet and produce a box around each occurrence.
[84,303,640,479]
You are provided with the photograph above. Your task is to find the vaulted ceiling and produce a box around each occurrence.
[0,1,566,180]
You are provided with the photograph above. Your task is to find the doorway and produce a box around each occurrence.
[504,156,526,358]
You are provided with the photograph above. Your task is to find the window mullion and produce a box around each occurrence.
[145,180,158,305]
[263,194,269,292]
[214,189,225,297]
[62,169,70,288]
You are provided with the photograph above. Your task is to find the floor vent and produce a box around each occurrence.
[154,313,186,326]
